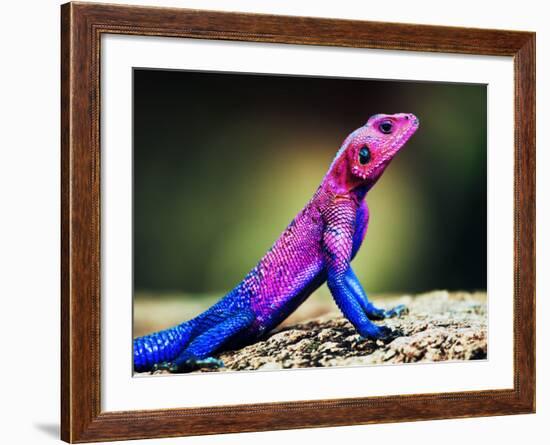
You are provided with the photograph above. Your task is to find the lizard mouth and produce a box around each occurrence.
[383,117,419,156]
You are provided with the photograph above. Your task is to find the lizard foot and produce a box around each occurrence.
[154,357,225,374]
[364,304,408,320]
[360,325,401,342]
[150,361,179,374]
[186,357,225,371]
[383,304,409,319]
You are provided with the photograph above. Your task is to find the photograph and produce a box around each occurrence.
[132,69,488,375]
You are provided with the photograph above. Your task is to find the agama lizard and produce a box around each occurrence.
[134,112,419,373]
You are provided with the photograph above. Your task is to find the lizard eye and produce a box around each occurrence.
[379,120,393,134]
[359,146,371,165]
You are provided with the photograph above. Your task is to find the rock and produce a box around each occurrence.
[137,290,487,375]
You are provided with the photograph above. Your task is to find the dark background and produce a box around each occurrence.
[134,69,486,300]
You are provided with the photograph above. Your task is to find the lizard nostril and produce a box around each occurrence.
[407,114,419,126]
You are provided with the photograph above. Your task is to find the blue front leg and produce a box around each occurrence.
[344,268,408,320]
[322,199,395,340]
[327,268,393,339]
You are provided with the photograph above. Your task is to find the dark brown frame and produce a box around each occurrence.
[61,1,536,442]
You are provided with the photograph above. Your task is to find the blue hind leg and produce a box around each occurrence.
[344,268,408,320]
[159,309,255,373]
[133,321,194,372]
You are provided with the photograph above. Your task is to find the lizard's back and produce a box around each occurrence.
[210,185,368,341]
[218,191,329,338]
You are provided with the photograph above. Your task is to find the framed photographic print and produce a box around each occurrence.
[61,2,535,442]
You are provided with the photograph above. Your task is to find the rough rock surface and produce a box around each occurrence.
[141,290,487,375]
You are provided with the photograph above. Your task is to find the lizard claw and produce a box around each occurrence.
[194,357,225,369]
[374,325,395,341]
[179,357,225,372]
[152,357,225,374]
[365,304,408,320]
[150,361,175,374]
[360,325,401,342]
[384,304,409,318]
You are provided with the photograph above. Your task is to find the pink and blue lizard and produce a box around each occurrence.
[134,112,419,373]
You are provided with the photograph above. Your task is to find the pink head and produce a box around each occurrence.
[327,113,419,192]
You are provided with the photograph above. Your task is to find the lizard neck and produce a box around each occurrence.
[320,157,372,202]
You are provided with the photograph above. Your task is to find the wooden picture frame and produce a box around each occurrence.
[61,2,535,442]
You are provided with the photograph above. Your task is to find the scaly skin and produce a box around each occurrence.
[134,113,420,373]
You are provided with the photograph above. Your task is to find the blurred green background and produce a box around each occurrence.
[133,68,486,327]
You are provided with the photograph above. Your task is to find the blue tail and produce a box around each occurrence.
[133,321,194,372]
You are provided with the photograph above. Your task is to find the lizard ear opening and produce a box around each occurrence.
[359,146,371,165]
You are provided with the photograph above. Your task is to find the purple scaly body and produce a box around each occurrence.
[134,113,419,373]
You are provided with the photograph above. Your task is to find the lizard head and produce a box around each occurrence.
[349,113,419,183]
[329,113,419,191]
